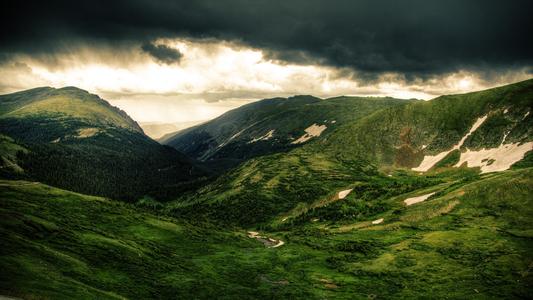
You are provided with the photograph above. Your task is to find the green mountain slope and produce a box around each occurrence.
[0,86,142,132]
[0,134,28,178]
[0,87,205,201]
[2,167,532,299]
[320,78,533,168]
[0,180,280,299]
[162,95,412,171]
[168,80,533,226]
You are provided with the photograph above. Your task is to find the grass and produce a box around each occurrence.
[0,80,532,299]
[2,166,532,299]
[168,79,532,229]
[0,134,27,177]
[0,86,141,132]
[0,180,282,299]
[318,78,533,167]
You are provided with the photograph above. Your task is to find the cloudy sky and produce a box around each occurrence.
[1,0,531,125]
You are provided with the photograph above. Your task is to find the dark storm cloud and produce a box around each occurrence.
[1,0,532,77]
[141,42,182,64]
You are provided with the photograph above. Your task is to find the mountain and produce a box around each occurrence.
[140,120,206,139]
[0,87,205,201]
[162,95,412,170]
[0,86,142,132]
[1,81,532,299]
[168,79,533,226]
[319,78,533,169]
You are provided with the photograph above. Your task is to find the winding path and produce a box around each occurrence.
[247,231,284,248]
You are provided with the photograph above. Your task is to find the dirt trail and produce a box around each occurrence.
[247,231,284,248]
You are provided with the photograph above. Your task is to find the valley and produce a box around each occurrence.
[2,167,532,299]
[1,80,532,299]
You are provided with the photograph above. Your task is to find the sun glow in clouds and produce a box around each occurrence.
[0,38,530,127]
[26,39,344,96]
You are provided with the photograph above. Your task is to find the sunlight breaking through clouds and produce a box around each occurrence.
[0,38,530,124]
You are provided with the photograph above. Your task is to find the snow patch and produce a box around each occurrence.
[412,151,450,172]
[291,124,327,144]
[230,130,244,140]
[338,189,353,199]
[455,142,533,173]
[76,128,100,138]
[217,128,246,148]
[248,129,275,143]
[501,131,510,145]
[372,218,384,225]
[404,192,436,206]
[412,115,488,172]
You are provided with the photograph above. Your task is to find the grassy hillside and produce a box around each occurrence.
[0,87,205,201]
[168,80,533,226]
[319,79,533,167]
[0,180,283,299]
[163,95,412,171]
[0,134,28,178]
[2,167,532,299]
[0,86,142,132]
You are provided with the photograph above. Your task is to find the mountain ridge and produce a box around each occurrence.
[318,78,533,168]
[0,86,205,201]
[1,86,144,134]
[162,94,413,171]
[167,79,533,226]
